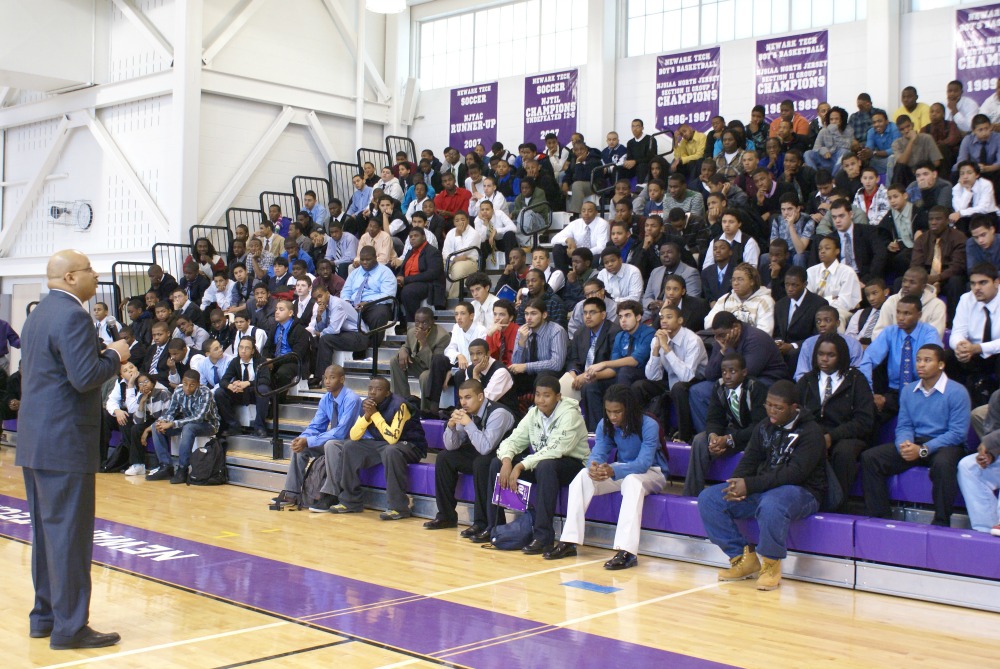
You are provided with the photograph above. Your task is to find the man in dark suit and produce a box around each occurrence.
[664,274,711,333]
[178,262,210,308]
[772,266,826,373]
[17,250,130,649]
[561,297,620,429]
[263,300,311,390]
[147,263,178,301]
[216,336,272,436]
[397,227,446,320]
[170,287,207,330]
[117,325,147,363]
[820,198,888,281]
[141,321,173,389]
[700,238,735,307]
[248,284,277,335]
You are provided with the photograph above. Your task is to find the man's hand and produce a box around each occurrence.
[114,409,128,426]
[623,159,636,169]
[565,237,577,253]
[290,437,308,453]
[456,354,469,371]
[769,259,783,278]
[517,324,531,346]
[873,394,887,412]
[506,461,525,490]
[362,398,377,420]
[899,440,921,462]
[397,348,411,371]
[397,276,404,288]
[977,443,995,469]
[107,339,131,363]
[509,363,527,374]
[166,357,176,371]
[756,188,767,205]
[724,478,747,501]
[499,458,514,490]
[472,355,489,378]
[776,341,793,355]
[8,399,19,411]
[888,240,900,253]
[707,433,728,455]
[825,433,833,449]
[155,420,174,434]
[569,371,586,390]
[141,427,152,444]
[455,409,473,427]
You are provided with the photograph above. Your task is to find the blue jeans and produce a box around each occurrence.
[804,148,848,175]
[152,422,217,469]
[698,483,819,560]
[957,453,1000,532]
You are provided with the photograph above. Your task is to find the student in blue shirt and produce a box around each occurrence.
[583,300,654,387]
[346,175,373,217]
[272,365,362,508]
[862,344,971,526]
[861,111,901,176]
[340,247,396,337]
[545,384,668,569]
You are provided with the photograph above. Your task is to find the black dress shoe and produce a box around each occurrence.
[521,539,552,555]
[423,517,458,530]
[29,628,51,639]
[50,627,121,650]
[469,529,492,543]
[460,525,484,538]
[543,541,577,560]
[604,550,638,570]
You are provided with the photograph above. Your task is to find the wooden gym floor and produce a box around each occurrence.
[0,445,997,669]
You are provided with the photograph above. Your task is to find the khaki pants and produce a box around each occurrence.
[447,259,478,298]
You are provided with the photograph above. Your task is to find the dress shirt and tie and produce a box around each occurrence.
[643,327,708,388]
[320,296,361,335]
[951,291,1000,358]
[859,321,941,391]
[596,263,644,303]
[341,262,396,306]
[511,320,569,374]
[197,354,233,390]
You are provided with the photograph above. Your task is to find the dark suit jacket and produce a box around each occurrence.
[16,290,122,473]
[566,319,620,374]
[220,353,272,388]
[292,298,317,327]
[705,378,769,452]
[797,368,875,444]
[701,263,735,306]
[179,274,210,306]
[773,290,826,344]
[179,301,207,330]
[400,243,446,308]
[809,224,888,281]
[128,340,147,362]
[910,227,968,282]
[142,343,172,388]
[153,274,179,301]
[263,320,311,364]
[879,207,930,244]
[678,296,711,332]
[249,298,277,334]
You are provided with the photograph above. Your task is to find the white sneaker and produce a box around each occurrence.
[124,464,146,476]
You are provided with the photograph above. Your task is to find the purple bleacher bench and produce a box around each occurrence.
[855,518,930,570]
[2,419,16,432]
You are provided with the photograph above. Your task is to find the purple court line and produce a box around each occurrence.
[0,493,738,669]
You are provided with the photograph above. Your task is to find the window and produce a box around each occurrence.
[417,0,589,90]
[626,0,867,58]
[909,0,987,10]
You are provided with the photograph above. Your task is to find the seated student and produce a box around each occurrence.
[388,306,450,401]
[545,384,671,570]
[174,314,209,352]
[425,379,516,533]
[833,154,863,208]
[862,344,971,526]
[702,208,761,270]
[955,114,1000,181]
[948,262,1000,404]
[263,300,310,391]
[705,263,776,336]
[102,362,138,468]
[773,266,826,370]
[967,213,1000,272]
[227,262,255,313]
[171,287,206,330]
[117,325,147,363]
[341,245,395,330]
[701,238,736,307]
[495,246,529,295]
[245,237,274,286]
[396,227,445,322]
[550,201,609,273]
[608,219,640,266]
[0,364,19,421]
[452,339,517,414]
[199,270,232,312]
[443,212,481,298]
[148,370,220,484]
[797,332,875,510]
[125,298,152,345]
[662,172,706,218]
[311,258,346,299]
[780,150,817,204]
[326,376,427,520]
[354,218,398,269]
[486,299,518,366]
[687,312,788,433]
[950,161,999,234]
[874,267,948,340]
[226,310,268,358]
[846,279,890,346]
[751,167,796,226]
[958,401,1000,534]
[806,235,861,326]
[289,277,316,325]
[325,220,359,277]
[659,273,709,334]
[852,166,891,228]
[178,262,210,308]
[794,306,865,381]
[371,195,409,255]
[474,199,518,261]
[163,337,199,391]
[216,336,272,436]
[427,302,486,416]
[684,351,768,497]
[481,375,589,552]
[596,247,643,304]
[267,257,295,297]
[805,169,836,226]
[561,297,620,423]
[760,238,791,303]
[890,114,943,186]
[560,248,597,312]
[806,106,853,174]
[270,365,362,508]
[860,110,900,176]
[148,263,180,301]
[665,207,712,269]
[859,295,943,422]
[141,321,173,388]
[567,278,617,337]
[906,161,953,211]
[530,247,565,295]
[698,379,826,590]
[767,193,815,270]
[194,339,231,393]
[93,302,118,346]
[254,218,284,255]
[510,298,569,397]
[464,272,497,332]
[515,268,567,328]
[880,184,929,276]
[120,373,171,477]
[643,241,702,322]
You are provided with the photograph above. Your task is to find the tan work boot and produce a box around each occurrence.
[756,557,782,590]
[718,546,761,581]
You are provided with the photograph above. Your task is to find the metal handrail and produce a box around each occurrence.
[26,301,38,317]
[651,129,676,159]
[360,295,399,378]
[255,351,301,460]
[516,198,553,247]
[446,244,482,300]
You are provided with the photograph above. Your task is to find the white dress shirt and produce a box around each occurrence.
[227,325,268,358]
[478,359,514,403]
[701,230,760,269]
[474,209,518,239]
[946,95,981,132]
[469,190,509,217]
[405,197,430,221]
[979,93,1000,125]
[806,259,861,315]
[643,327,708,388]
[952,178,998,217]
[443,226,482,265]
[550,216,611,256]
[951,290,1000,358]
[400,229,438,258]
[817,370,844,400]
[197,353,233,389]
[596,263,644,303]
[471,294,499,331]
[443,322,487,365]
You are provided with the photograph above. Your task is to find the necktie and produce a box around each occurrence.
[625,334,635,356]
[242,363,249,382]
[658,271,670,300]
[150,345,165,372]
[328,398,339,431]
[354,273,370,306]
[788,300,797,326]
[528,333,538,362]
[818,269,830,295]
[931,238,943,276]
[264,237,270,252]
[861,308,880,340]
[980,141,988,165]
[901,335,915,384]
[580,223,591,249]
[213,365,220,386]
[728,389,740,419]
[984,306,993,344]
[822,375,833,407]
[843,232,856,270]
[331,240,341,263]
[718,267,725,285]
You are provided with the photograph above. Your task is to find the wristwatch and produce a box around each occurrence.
[918,445,929,459]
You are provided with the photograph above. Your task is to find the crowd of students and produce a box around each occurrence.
[40,78,1000,589]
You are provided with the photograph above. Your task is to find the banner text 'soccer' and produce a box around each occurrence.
[523,69,578,144]
[956,3,1000,106]
[755,30,828,122]
[449,83,498,153]
[655,47,720,133]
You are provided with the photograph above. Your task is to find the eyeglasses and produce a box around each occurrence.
[68,265,95,275]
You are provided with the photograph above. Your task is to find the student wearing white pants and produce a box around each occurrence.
[543,384,669,569]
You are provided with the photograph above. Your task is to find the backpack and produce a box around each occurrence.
[490,509,535,550]
[517,208,548,236]
[298,454,328,509]
[100,441,130,473]
[187,438,228,485]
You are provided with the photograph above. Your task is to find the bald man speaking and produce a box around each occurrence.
[17,250,130,650]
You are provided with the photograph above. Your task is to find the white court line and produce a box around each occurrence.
[424,558,606,598]
[555,582,722,627]
[372,660,422,669]
[36,621,288,669]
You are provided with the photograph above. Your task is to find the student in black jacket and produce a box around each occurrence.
[698,379,827,590]
[216,336,272,436]
[772,266,827,373]
[684,352,768,496]
[796,332,874,510]
[701,238,735,306]
[264,300,311,390]
[561,297,620,430]
[141,322,173,388]
[398,227,446,319]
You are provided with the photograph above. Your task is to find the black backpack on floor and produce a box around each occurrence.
[188,438,228,486]
[298,454,328,509]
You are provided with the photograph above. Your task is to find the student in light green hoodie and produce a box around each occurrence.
[478,374,590,554]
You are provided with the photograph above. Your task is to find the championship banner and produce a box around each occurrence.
[655,47,720,133]
[755,30,828,122]
[523,69,578,144]
[956,3,1000,106]
[449,83,498,153]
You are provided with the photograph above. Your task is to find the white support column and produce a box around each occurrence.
[385,8,411,137]
[198,106,296,228]
[171,0,203,243]
[202,0,272,66]
[304,111,337,165]
[83,111,171,237]
[866,0,901,110]
[355,1,366,151]
[0,116,73,257]
[109,0,174,62]
[584,0,617,142]
[325,0,391,103]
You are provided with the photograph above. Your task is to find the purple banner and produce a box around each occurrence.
[523,69,578,144]
[755,30,828,122]
[956,4,1000,106]
[655,47,720,133]
[449,83,498,153]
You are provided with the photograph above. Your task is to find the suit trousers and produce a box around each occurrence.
[827,437,871,510]
[122,416,155,465]
[486,454,584,546]
[632,379,695,442]
[389,354,431,401]
[399,282,432,322]
[861,443,966,525]
[957,454,1000,532]
[214,385,270,430]
[282,440,345,499]
[22,468,95,644]
[559,466,666,555]
[316,331,370,374]
[580,378,615,431]
[447,259,479,298]
[337,439,423,513]
[433,443,497,527]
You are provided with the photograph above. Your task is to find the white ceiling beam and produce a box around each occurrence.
[322,0,392,103]
[0,71,172,130]
[0,116,73,257]
[110,0,174,62]
[202,0,272,65]
[198,105,296,228]
[304,110,337,165]
[0,87,16,108]
[81,110,172,238]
